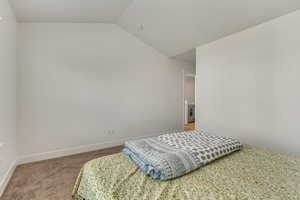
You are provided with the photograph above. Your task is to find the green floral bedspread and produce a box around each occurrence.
[72,145,300,200]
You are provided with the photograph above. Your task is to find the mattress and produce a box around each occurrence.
[72,145,300,200]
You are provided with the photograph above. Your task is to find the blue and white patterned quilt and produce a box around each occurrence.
[123,130,242,180]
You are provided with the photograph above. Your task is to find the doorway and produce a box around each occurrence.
[183,73,195,131]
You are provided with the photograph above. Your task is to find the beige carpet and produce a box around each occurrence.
[1,146,123,200]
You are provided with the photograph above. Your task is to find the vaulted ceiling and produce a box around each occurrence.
[10,0,300,62]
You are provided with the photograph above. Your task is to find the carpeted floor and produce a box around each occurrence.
[1,146,123,200]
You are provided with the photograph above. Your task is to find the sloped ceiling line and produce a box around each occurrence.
[10,0,300,63]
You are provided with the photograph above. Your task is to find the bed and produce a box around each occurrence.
[72,145,300,200]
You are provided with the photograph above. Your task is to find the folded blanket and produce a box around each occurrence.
[123,130,242,180]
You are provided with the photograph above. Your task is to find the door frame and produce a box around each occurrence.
[182,69,196,130]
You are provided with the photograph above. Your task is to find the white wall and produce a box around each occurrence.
[0,0,17,195]
[17,23,193,161]
[196,10,300,155]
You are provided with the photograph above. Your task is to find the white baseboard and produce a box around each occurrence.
[17,133,162,165]
[1,130,181,196]
[0,160,17,197]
